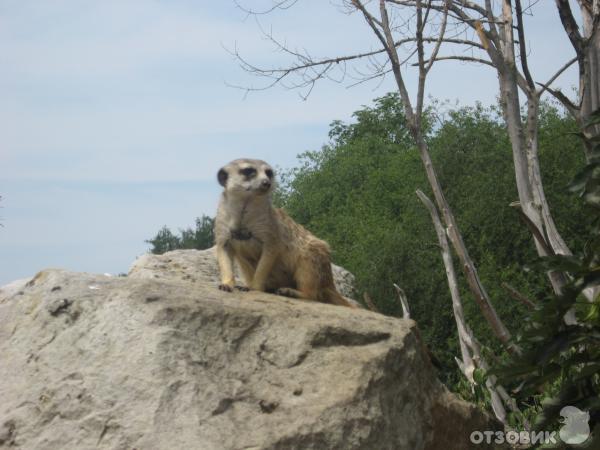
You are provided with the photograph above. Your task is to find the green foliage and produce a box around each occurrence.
[146,215,215,254]
[277,93,587,388]
[146,226,181,255]
[494,109,600,445]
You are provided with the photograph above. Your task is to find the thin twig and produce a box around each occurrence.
[501,282,537,309]
[425,0,449,74]
[393,283,411,319]
[509,201,554,256]
[415,55,495,66]
[514,0,535,90]
[363,292,381,313]
[536,56,578,98]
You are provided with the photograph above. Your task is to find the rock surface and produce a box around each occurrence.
[0,250,500,450]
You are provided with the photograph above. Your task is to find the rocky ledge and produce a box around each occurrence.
[0,249,499,449]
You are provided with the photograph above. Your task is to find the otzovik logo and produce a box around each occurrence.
[559,406,591,445]
[469,405,591,446]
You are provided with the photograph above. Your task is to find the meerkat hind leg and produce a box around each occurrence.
[276,260,320,301]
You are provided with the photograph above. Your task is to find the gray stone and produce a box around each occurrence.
[0,257,501,450]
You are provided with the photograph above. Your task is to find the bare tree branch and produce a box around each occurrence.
[393,283,411,319]
[416,189,476,377]
[415,54,495,67]
[229,5,487,97]
[379,1,416,111]
[515,0,535,90]
[536,56,578,98]
[509,202,554,256]
[483,0,502,42]
[425,2,449,74]
[556,0,584,55]
[415,189,529,426]
[501,282,537,310]
[233,0,300,16]
[538,84,580,117]
[363,292,381,313]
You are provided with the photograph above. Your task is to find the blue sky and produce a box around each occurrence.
[0,1,579,284]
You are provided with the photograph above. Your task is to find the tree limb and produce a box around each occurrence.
[538,84,581,117]
[425,1,449,75]
[501,282,537,309]
[393,283,411,319]
[416,0,427,120]
[363,292,381,313]
[415,189,475,381]
[536,56,578,98]
[414,55,495,67]
[515,0,535,90]
[509,201,554,256]
[556,0,584,55]
[233,0,299,16]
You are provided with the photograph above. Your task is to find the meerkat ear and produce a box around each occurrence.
[217,168,228,187]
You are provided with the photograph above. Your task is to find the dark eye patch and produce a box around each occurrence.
[265,169,274,179]
[240,167,257,177]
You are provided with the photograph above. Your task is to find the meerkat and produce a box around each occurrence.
[214,158,355,308]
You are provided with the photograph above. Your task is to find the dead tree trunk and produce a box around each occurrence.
[417,189,531,428]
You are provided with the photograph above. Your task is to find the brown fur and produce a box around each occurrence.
[214,158,355,308]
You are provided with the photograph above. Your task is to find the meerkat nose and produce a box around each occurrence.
[261,179,272,188]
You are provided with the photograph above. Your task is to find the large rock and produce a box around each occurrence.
[0,251,500,450]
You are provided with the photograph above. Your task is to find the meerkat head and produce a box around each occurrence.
[217,158,275,197]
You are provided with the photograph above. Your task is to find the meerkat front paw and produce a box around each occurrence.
[235,285,250,292]
[218,283,234,292]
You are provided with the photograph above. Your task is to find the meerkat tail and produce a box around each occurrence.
[325,288,358,308]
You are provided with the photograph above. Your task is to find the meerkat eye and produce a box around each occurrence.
[265,169,274,179]
[240,167,256,178]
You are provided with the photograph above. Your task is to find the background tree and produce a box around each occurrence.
[146,215,215,255]
[146,226,182,255]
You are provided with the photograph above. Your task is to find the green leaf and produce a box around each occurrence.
[473,368,487,385]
